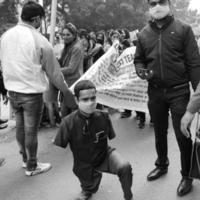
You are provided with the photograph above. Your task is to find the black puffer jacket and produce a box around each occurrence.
[134,15,200,90]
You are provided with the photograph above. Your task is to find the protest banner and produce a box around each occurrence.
[71,41,148,113]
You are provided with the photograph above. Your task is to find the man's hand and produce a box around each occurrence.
[180,111,195,138]
[136,68,153,80]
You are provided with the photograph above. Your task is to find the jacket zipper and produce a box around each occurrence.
[159,32,167,94]
[159,32,164,81]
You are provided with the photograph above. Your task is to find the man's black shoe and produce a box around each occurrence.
[177,177,193,196]
[0,119,8,125]
[147,167,168,181]
[75,190,92,200]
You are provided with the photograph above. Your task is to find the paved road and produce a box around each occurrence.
[0,111,200,200]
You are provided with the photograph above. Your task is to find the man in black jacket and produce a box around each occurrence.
[134,0,200,196]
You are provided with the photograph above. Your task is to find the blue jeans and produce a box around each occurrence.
[9,91,43,171]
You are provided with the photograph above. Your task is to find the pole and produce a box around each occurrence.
[37,0,46,35]
[49,0,58,46]
[47,0,58,127]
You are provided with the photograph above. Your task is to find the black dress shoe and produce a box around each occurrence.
[75,190,92,200]
[177,177,193,196]
[147,167,168,181]
[0,119,8,125]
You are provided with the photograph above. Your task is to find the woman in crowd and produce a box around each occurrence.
[59,23,84,117]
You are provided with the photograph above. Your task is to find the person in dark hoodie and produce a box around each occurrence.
[134,0,200,196]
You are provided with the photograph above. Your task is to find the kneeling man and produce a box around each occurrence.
[54,80,133,200]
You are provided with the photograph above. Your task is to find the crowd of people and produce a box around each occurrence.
[36,14,148,130]
[1,0,200,200]
[51,17,148,129]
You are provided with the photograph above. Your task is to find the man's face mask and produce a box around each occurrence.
[149,0,170,20]
[78,89,97,114]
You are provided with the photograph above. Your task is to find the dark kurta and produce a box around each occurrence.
[54,109,115,181]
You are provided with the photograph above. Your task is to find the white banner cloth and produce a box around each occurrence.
[71,42,148,113]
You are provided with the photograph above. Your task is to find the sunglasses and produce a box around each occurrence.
[149,0,168,7]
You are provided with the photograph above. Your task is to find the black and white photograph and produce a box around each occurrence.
[0,0,200,199]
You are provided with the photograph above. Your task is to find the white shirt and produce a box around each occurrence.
[0,23,50,93]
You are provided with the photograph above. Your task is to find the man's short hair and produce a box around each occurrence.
[74,80,96,99]
[21,1,45,22]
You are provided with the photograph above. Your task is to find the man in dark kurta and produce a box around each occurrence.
[54,80,133,200]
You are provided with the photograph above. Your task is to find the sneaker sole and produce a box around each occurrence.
[25,165,52,176]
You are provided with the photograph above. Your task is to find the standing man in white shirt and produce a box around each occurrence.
[0,1,76,176]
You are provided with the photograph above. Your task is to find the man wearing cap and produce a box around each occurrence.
[0,1,76,176]
[134,0,200,196]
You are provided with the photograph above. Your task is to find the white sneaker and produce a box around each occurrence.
[22,162,27,168]
[25,162,52,176]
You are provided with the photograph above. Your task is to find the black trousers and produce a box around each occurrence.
[148,84,193,177]
[77,151,133,200]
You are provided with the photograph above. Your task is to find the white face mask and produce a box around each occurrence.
[79,101,97,114]
[149,4,170,20]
